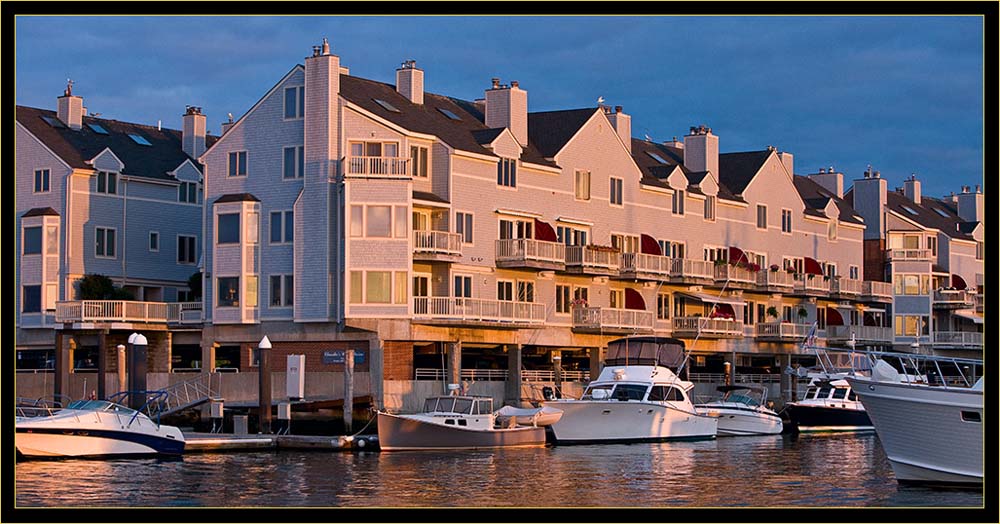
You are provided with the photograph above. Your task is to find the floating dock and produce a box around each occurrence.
[183,432,379,452]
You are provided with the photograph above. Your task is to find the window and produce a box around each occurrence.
[23,226,42,255]
[659,240,685,259]
[893,274,930,296]
[283,146,304,179]
[497,280,514,301]
[781,209,792,233]
[573,286,589,305]
[557,226,588,246]
[556,284,571,314]
[499,218,533,240]
[976,242,983,261]
[228,151,247,177]
[744,301,754,326]
[95,227,116,258]
[177,235,197,264]
[217,277,240,307]
[647,385,685,402]
[456,212,473,244]
[394,272,408,305]
[365,272,392,303]
[270,211,294,244]
[704,195,716,221]
[178,181,199,203]
[34,169,50,193]
[349,272,363,304]
[284,86,305,119]
[756,303,766,324]
[756,204,767,229]
[609,289,624,309]
[96,171,117,194]
[22,285,41,313]
[575,170,591,201]
[900,205,919,216]
[128,133,152,146]
[517,281,534,302]
[657,293,670,320]
[270,275,294,307]
[849,266,859,280]
[453,275,473,298]
[703,246,727,263]
[46,226,58,253]
[411,145,429,178]
[611,234,639,253]
[149,231,159,252]
[437,108,462,121]
[497,158,517,188]
[609,177,623,206]
[394,206,407,239]
[645,151,669,164]
[782,305,793,323]
[672,190,685,216]
[245,275,258,308]
[373,98,401,113]
[217,213,240,244]
[87,123,108,134]
[828,219,838,241]
[366,206,392,237]
[927,236,936,256]
[894,315,928,337]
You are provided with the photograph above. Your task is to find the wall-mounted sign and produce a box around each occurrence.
[322,350,366,365]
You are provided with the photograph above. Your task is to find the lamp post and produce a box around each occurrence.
[116,344,127,395]
[128,333,148,410]
[258,336,272,434]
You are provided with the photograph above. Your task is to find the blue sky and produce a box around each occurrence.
[15,15,985,197]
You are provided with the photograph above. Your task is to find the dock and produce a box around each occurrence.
[183,432,379,452]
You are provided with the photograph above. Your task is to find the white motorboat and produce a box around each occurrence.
[377,395,552,451]
[696,384,783,436]
[544,337,717,444]
[16,392,185,458]
[846,354,983,485]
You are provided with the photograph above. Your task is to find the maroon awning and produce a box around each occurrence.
[728,246,747,265]
[640,234,662,255]
[534,219,558,242]
[710,303,736,319]
[863,312,878,326]
[625,288,646,310]
[826,307,844,326]
[951,274,968,290]
[804,257,824,275]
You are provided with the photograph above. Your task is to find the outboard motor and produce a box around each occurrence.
[542,386,555,401]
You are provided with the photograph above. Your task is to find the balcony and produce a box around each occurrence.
[861,280,893,302]
[565,246,621,276]
[668,258,715,284]
[756,270,795,291]
[412,297,546,328]
[826,325,893,344]
[831,278,862,298]
[791,274,830,296]
[343,155,410,178]
[618,252,672,281]
[932,331,983,349]
[932,289,974,309]
[413,230,462,262]
[672,317,744,338]
[571,307,654,334]
[495,239,565,271]
[886,249,932,261]
[55,301,203,327]
[754,322,812,341]
[712,264,757,289]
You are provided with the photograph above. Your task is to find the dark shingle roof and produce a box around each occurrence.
[413,190,448,204]
[471,128,505,145]
[883,191,975,241]
[214,193,260,203]
[16,106,216,181]
[792,175,864,225]
[630,139,744,202]
[957,221,980,234]
[526,108,599,159]
[22,207,60,217]
[718,150,772,195]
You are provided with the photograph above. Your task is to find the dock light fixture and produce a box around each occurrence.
[258,336,273,434]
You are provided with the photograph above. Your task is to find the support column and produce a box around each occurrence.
[589,346,604,381]
[553,349,563,396]
[200,340,217,373]
[447,341,462,394]
[369,338,385,411]
[344,348,354,434]
[257,338,272,434]
[54,332,69,402]
[504,344,523,407]
[779,354,793,403]
[97,330,108,399]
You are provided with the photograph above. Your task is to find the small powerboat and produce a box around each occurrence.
[494,405,563,427]
[696,384,783,436]
[16,391,185,459]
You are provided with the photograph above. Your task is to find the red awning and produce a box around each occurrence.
[951,274,968,290]
[709,303,736,319]
[826,307,844,326]
[728,246,747,264]
[534,219,558,242]
[625,288,646,310]
[640,234,662,256]
[804,257,824,275]
[863,312,878,326]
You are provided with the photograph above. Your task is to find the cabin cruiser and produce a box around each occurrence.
[377,395,555,451]
[846,353,983,485]
[16,392,185,458]
[784,373,872,432]
[544,337,717,444]
[696,384,783,436]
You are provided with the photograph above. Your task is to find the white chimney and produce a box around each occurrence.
[606,106,632,154]
[395,60,424,105]
[777,151,794,178]
[957,185,984,222]
[485,78,528,146]
[182,106,207,158]
[56,80,84,130]
[852,167,888,240]
[683,125,718,175]
[808,168,844,198]
[903,174,921,204]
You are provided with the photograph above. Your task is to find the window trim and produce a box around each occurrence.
[455,211,474,246]
[283,85,305,120]
[756,204,768,230]
[270,210,295,245]
[94,227,117,259]
[555,284,571,315]
[228,151,248,178]
[34,169,51,193]
[149,231,160,252]
[609,177,624,207]
[282,145,305,180]
[497,157,518,189]
[22,226,43,256]
[177,234,197,265]
[216,276,241,308]
[270,274,294,308]
[96,171,118,195]
[704,195,716,222]
[781,208,793,234]
[574,170,591,202]
[216,212,242,245]
[672,189,685,216]
[410,144,430,178]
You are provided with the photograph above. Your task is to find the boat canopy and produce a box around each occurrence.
[605,336,685,368]
[423,395,493,415]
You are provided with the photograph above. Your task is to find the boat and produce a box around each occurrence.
[543,337,718,444]
[494,405,564,427]
[696,384,783,436]
[845,353,983,485]
[376,395,552,451]
[15,391,185,458]
[784,372,873,432]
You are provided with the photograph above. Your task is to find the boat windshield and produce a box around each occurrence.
[65,400,137,415]
[423,396,489,414]
[475,398,493,414]
[582,384,614,400]
[723,392,761,406]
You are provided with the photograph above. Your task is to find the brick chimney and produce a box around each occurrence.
[57,80,84,130]
[903,173,921,204]
[807,166,844,198]
[851,167,887,240]
[683,125,718,175]
[395,60,423,105]
[485,78,528,146]
[957,184,983,222]
[182,106,207,158]
[606,106,632,154]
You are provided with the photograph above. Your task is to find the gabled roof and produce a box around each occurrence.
[16,105,217,181]
[526,108,599,159]
[792,175,864,225]
[883,191,976,241]
[471,128,506,145]
[22,207,60,217]
[718,150,772,195]
[631,139,744,202]
[957,221,980,235]
[413,190,449,204]
[214,192,260,203]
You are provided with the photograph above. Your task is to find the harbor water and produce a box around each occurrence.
[14,432,982,508]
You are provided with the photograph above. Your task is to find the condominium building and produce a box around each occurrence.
[198,39,894,410]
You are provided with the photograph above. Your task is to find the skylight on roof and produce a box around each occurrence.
[87,123,109,135]
[933,208,951,218]
[645,151,669,165]
[373,99,401,113]
[437,107,461,121]
[901,205,919,216]
[128,133,152,146]
[41,115,67,129]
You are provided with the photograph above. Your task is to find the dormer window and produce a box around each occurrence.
[96,171,118,194]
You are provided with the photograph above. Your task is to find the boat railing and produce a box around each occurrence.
[806,345,983,388]
[107,390,171,426]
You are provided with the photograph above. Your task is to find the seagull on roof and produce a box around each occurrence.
[644,134,653,142]
[597,96,605,105]
[228,112,234,122]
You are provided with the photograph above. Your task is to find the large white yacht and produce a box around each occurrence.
[544,337,717,444]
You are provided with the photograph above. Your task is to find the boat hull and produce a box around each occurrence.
[376,412,546,451]
[15,427,185,458]
[699,407,783,436]
[785,403,872,432]
[544,400,717,444]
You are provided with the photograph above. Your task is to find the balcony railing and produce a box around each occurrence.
[932,331,983,348]
[565,246,621,274]
[521,369,590,382]
[669,258,715,281]
[414,230,462,258]
[793,274,830,294]
[826,325,893,343]
[55,300,203,325]
[413,368,591,382]
[619,252,672,278]
[713,264,757,285]
[688,373,783,384]
[572,306,654,332]
[672,317,744,338]
[886,249,932,261]
[756,270,795,289]
[832,278,862,296]
[862,280,893,300]
[932,289,974,307]
[412,297,547,326]
[343,155,410,178]
[755,322,812,340]
[495,238,566,267]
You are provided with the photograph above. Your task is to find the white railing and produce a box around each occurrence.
[933,289,973,305]
[620,252,672,277]
[495,238,566,265]
[832,278,862,296]
[886,249,932,261]
[572,306,654,331]
[793,274,830,293]
[863,280,893,298]
[688,373,783,384]
[669,258,714,280]
[565,246,621,272]
[412,297,547,325]
[343,156,410,178]
[826,325,893,343]
[672,317,744,337]
[932,331,983,347]
[713,264,756,285]
[414,230,463,256]
[55,300,173,323]
[413,368,510,381]
[757,270,795,288]
[755,322,812,339]
[521,369,590,382]
[166,302,203,324]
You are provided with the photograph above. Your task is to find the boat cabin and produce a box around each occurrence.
[420,396,497,430]
[802,381,859,403]
[604,336,686,368]
[582,382,689,403]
